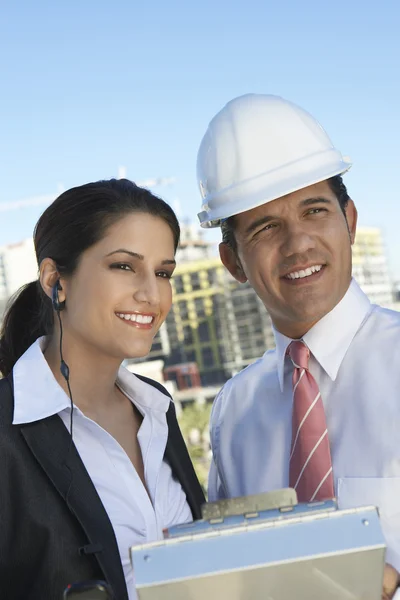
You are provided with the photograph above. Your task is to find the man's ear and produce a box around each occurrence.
[219,242,247,283]
[345,199,358,245]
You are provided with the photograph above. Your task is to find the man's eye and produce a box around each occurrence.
[254,223,276,237]
[308,208,326,215]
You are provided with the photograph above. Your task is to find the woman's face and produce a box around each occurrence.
[60,212,176,361]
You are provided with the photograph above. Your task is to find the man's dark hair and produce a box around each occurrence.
[221,174,350,252]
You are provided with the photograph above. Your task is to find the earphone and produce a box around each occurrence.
[52,279,66,313]
[52,280,69,381]
[52,280,74,465]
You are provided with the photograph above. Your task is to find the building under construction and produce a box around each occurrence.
[129,223,276,388]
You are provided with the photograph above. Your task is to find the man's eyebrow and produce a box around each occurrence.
[300,197,333,207]
[106,249,176,266]
[245,197,334,235]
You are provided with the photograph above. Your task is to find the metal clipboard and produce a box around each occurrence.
[131,491,386,600]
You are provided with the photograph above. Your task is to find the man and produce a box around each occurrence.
[196,93,400,600]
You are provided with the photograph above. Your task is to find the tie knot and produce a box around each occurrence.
[288,340,310,369]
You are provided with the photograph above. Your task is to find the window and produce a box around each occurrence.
[191,273,201,291]
[201,347,215,367]
[174,276,184,294]
[194,297,205,318]
[179,301,189,320]
[198,321,210,342]
[207,270,216,286]
[183,325,193,345]
[186,350,196,363]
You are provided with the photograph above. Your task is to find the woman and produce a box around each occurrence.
[0,179,205,600]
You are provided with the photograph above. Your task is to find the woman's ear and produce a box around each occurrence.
[39,259,66,304]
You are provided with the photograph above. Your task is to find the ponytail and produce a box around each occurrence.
[0,281,53,377]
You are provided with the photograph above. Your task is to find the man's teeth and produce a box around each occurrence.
[285,265,323,280]
[116,313,153,324]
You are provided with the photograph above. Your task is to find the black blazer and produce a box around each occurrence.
[0,373,205,600]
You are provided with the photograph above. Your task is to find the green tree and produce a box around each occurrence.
[177,402,212,493]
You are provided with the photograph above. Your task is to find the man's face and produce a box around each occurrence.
[220,181,358,339]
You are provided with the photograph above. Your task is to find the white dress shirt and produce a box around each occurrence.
[209,279,400,572]
[12,338,192,600]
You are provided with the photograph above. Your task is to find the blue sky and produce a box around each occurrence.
[1,1,399,276]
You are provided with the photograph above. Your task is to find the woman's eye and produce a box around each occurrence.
[157,271,172,279]
[111,263,132,271]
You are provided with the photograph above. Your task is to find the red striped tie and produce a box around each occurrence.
[288,340,334,503]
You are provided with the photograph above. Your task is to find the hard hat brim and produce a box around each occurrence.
[198,151,352,228]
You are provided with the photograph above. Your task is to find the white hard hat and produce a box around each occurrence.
[197,94,352,228]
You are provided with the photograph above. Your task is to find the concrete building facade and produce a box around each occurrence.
[0,238,38,302]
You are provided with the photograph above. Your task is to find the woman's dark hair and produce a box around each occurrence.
[221,174,351,252]
[0,179,180,376]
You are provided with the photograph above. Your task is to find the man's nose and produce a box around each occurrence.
[280,223,316,258]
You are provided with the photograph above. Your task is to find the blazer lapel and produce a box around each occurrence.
[133,374,206,518]
[165,402,206,519]
[20,415,128,600]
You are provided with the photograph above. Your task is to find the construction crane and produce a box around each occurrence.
[0,170,176,213]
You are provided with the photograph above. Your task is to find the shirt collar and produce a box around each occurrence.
[13,337,170,425]
[117,366,170,414]
[273,279,372,392]
[13,337,71,424]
